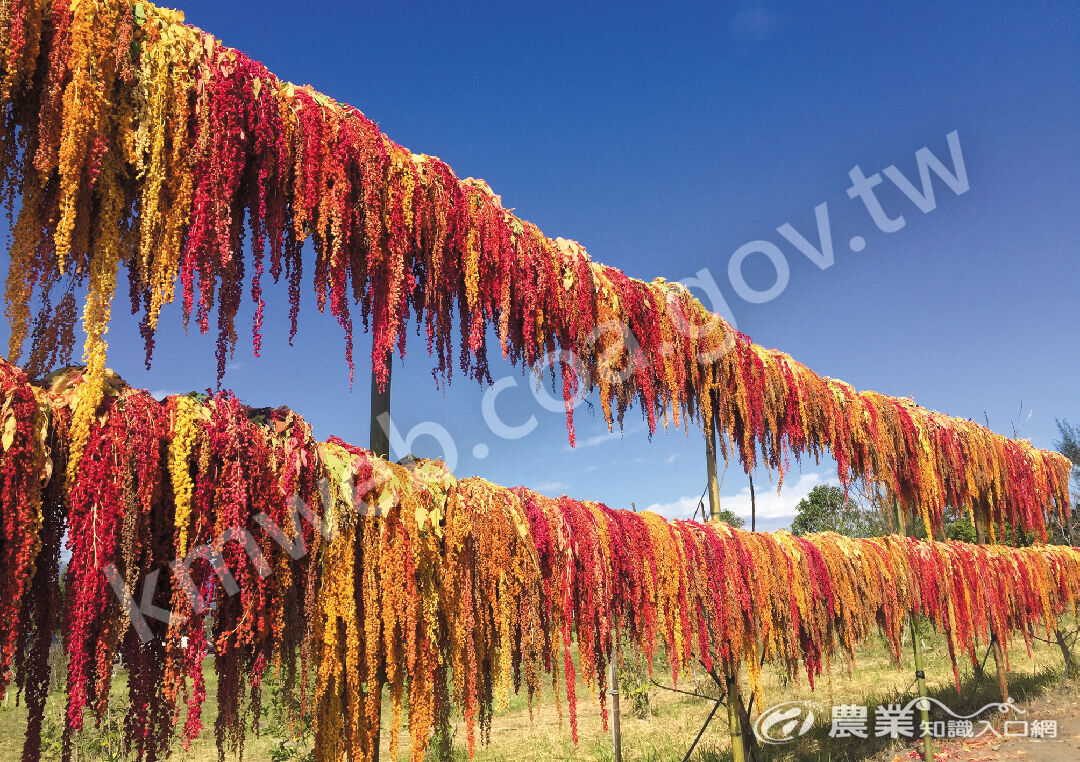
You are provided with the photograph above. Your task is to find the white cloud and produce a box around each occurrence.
[643,470,838,526]
[149,389,180,401]
[644,494,706,521]
[567,430,620,449]
[664,453,678,465]
[722,472,835,521]
[564,422,646,450]
[533,481,567,495]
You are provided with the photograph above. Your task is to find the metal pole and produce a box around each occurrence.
[609,639,623,762]
[369,356,392,762]
[681,700,723,762]
[895,499,933,762]
[749,472,756,532]
[705,427,721,522]
[370,357,392,460]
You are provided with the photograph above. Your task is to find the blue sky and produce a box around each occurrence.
[4,1,1077,529]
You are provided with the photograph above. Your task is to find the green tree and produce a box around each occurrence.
[944,512,977,543]
[714,507,745,528]
[1057,418,1080,465]
[905,505,979,542]
[1053,418,1079,545]
[789,485,888,537]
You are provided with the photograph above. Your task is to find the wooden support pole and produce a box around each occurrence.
[896,499,933,762]
[705,427,721,522]
[973,503,1009,702]
[990,637,1009,702]
[726,673,747,762]
[1054,629,1077,679]
[609,640,623,762]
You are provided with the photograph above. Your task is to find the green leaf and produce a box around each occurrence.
[134,3,146,24]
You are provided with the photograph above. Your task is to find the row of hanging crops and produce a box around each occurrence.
[1,357,1077,762]
[0,0,1071,541]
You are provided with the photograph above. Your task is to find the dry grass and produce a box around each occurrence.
[443,625,1072,762]
[0,625,1073,761]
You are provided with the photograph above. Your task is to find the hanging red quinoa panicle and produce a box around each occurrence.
[0,357,1076,762]
[0,359,49,700]
[0,0,1069,539]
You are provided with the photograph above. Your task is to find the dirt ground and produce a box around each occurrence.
[884,687,1080,762]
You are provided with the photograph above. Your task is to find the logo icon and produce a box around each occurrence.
[754,700,820,744]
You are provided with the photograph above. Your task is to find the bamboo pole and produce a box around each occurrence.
[896,499,933,762]
[909,619,933,762]
[609,639,623,762]
[705,430,746,762]
[706,426,721,522]
[726,674,746,762]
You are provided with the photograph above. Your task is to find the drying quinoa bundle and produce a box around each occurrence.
[0,0,1069,542]
[0,358,1075,762]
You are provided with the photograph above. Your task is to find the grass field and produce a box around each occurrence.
[0,625,1074,761]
